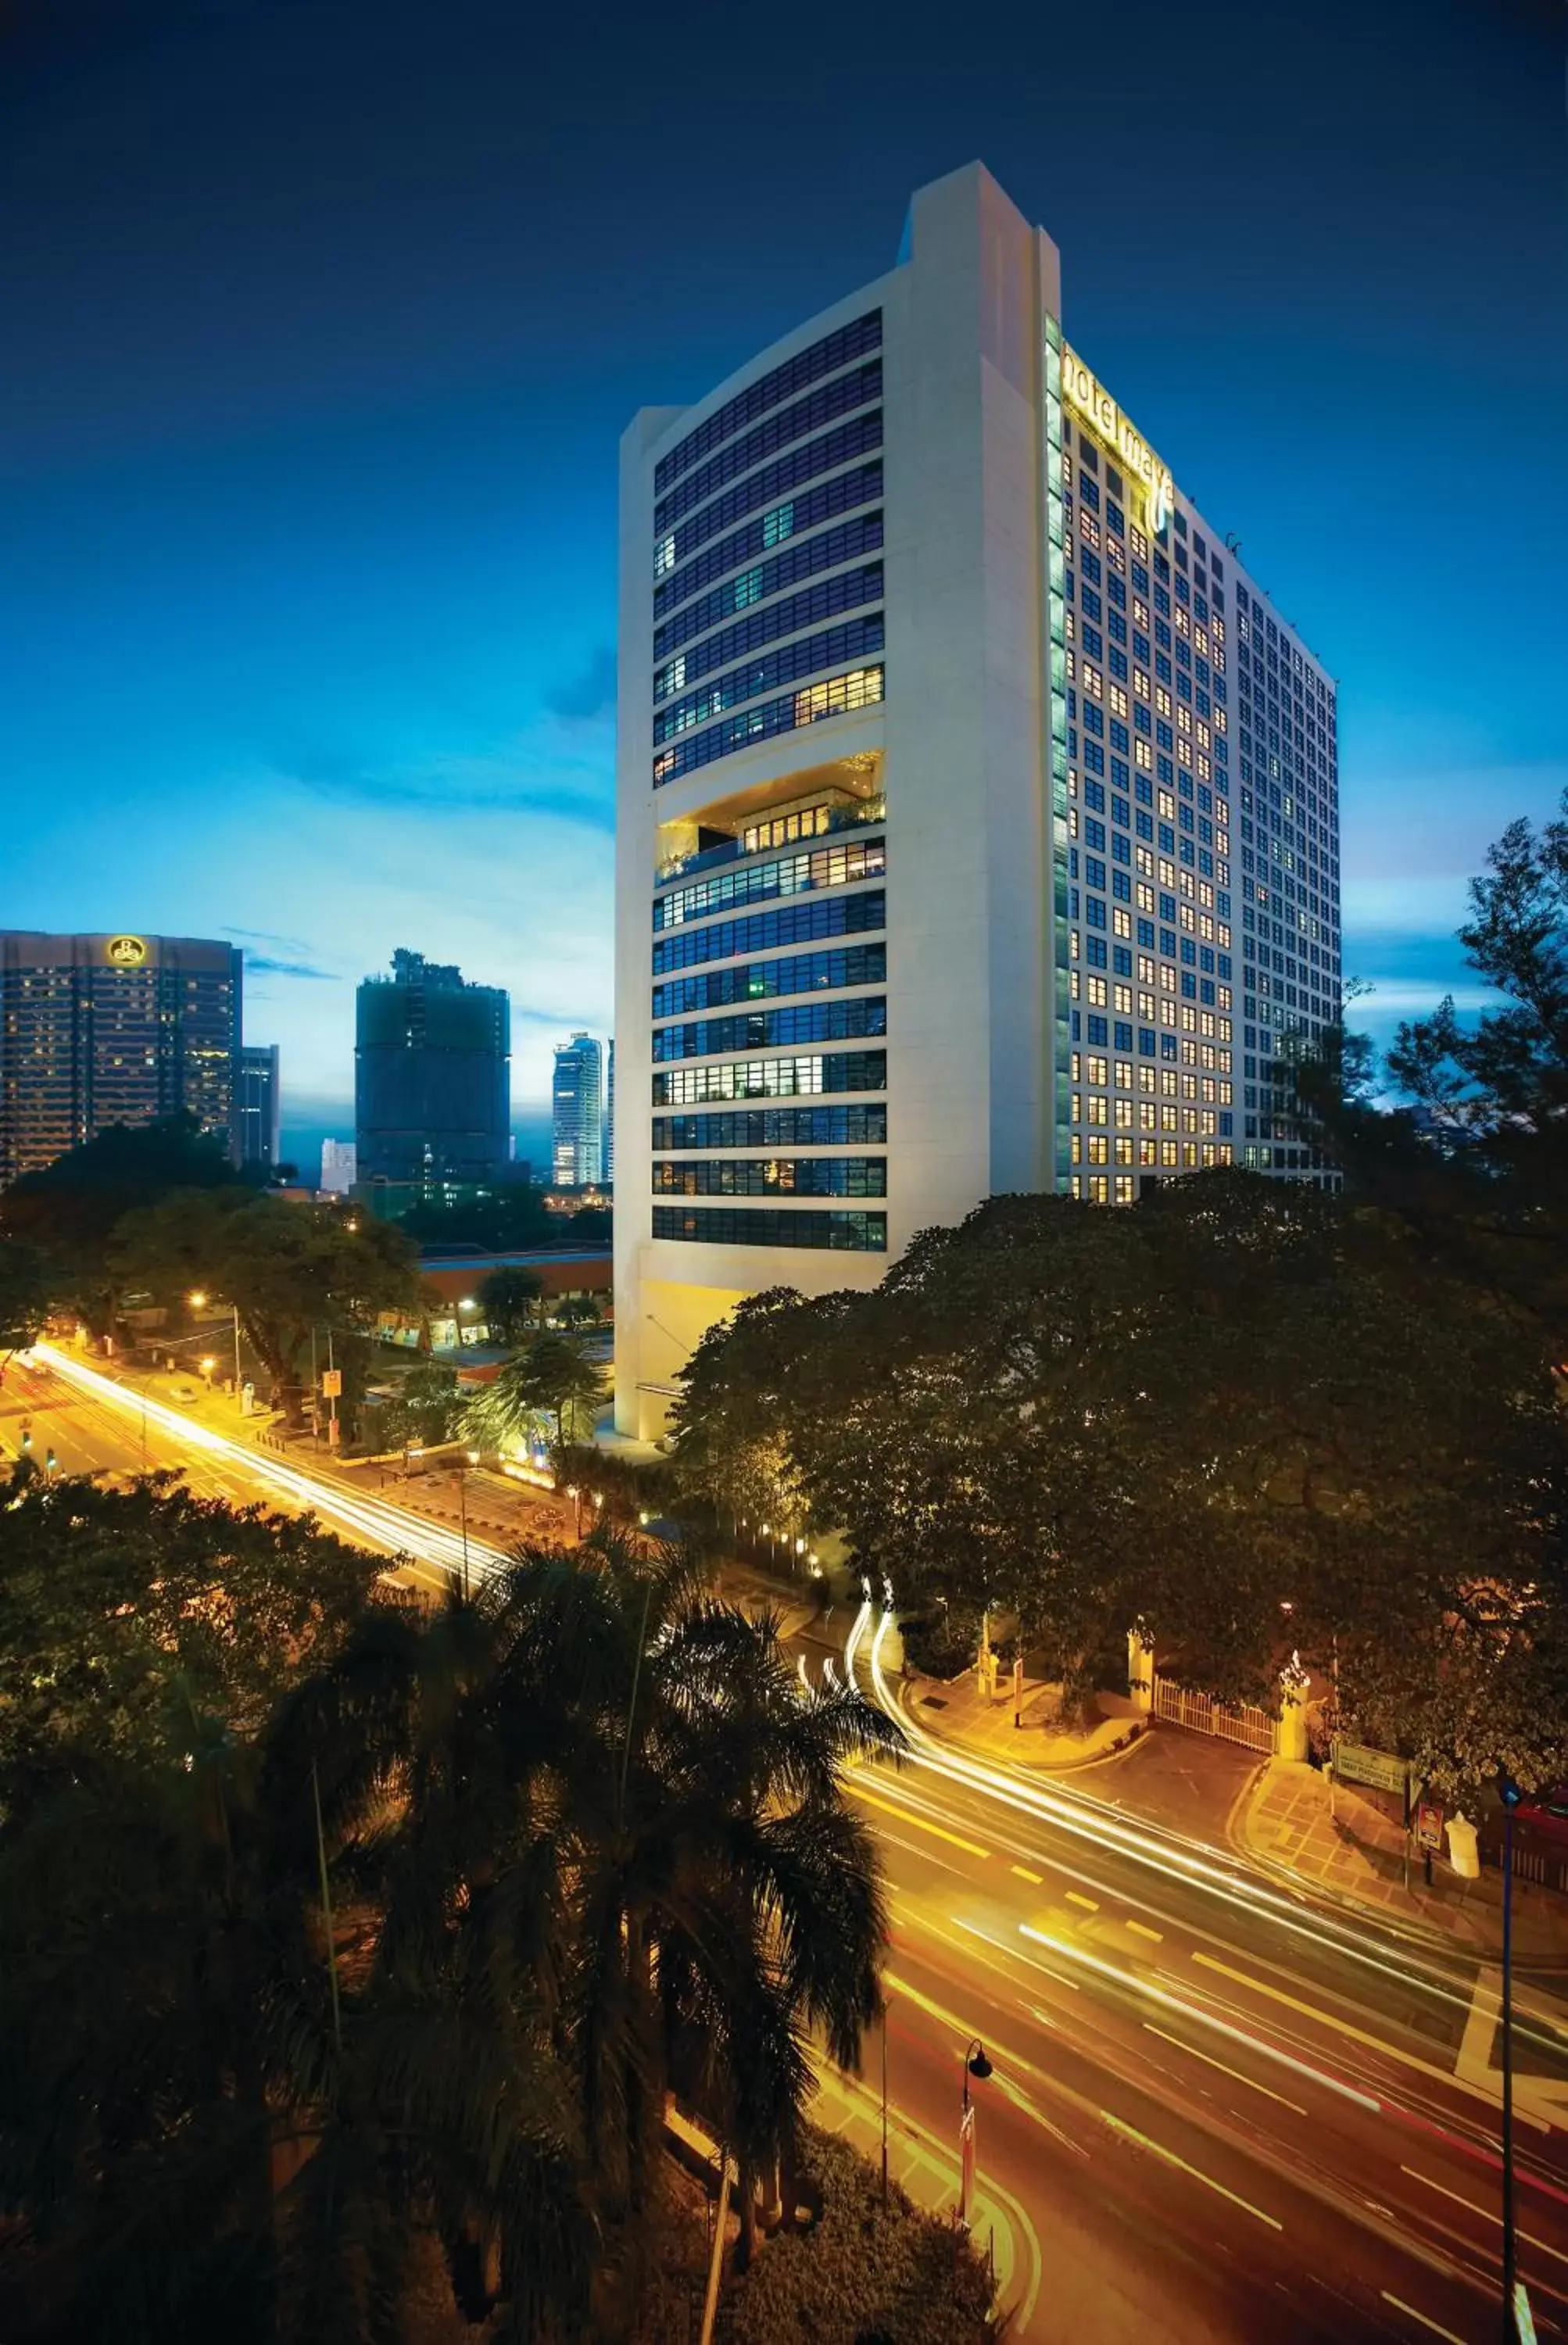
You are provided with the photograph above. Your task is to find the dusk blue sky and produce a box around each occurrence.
[3,0,1564,1177]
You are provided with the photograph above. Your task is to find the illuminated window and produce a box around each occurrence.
[1087,1097,1108,1126]
[1083,664,1104,700]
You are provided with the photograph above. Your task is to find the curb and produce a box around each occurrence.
[894,1677,1151,1775]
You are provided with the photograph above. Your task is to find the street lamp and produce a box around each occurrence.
[567,1483,583,1538]
[188,1291,242,1394]
[456,1298,476,1349]
[958,2039,993,2229]
[1501,1770,1523,2343]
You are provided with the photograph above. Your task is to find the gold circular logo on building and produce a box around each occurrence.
[106,935,148,965]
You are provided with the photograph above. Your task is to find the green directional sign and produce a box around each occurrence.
[1333,1740,1409,1797]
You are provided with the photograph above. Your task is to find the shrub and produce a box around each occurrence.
[727,2127,993,2345]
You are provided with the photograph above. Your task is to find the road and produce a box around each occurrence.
[9,1342,1568,2343]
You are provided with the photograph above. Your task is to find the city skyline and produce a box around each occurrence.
[3,0,1563,1172]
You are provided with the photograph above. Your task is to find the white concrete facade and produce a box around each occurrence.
[614,163,1339,1439]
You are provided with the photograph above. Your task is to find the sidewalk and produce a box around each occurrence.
[900,1669,1149,1769]
[1237,1759,1568,1969]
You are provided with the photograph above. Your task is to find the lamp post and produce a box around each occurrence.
[880,2020,890,2209]
[456,1458,470,1600]
[1501,1770,1522,2343]
[958,2038,992,2229]
[188,1291,242,1398]
[456,1298,476,1349]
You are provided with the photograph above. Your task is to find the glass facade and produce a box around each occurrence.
[356,950,510,1189]
[0,932,242,1187]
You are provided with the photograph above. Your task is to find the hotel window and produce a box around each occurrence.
[1087,1097,1108,1126]
[743,804,832,853]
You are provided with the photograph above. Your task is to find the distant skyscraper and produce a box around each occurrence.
[355,950,510,1189]
[238,1043,281,1173]
[320,1138,357,1195]
[553,1032,603,1188]
[0,930,242,1187]
[603,1037,615,1186]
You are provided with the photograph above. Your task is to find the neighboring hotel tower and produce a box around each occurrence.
[0,930,242,1187]
[614,163,1341,1439]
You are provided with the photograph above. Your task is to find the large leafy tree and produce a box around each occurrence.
[0,1463,385,1825]
[478,1263,545,1344]
[1297,789,1568,1355]
[0,1241,51,1359]
[374,1359,463,1452]
[675,1175,1568,1781]
[0,1114,238,1331]
[110,1191,422,1424]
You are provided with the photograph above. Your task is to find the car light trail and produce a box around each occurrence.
[30,1344,507,1587]
[859,1608,1554,2050]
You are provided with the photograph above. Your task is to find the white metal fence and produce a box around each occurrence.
[1153,1674,1275,1753]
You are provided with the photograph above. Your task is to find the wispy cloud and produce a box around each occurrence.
[275,711,614,824]
[244,954,341,980]
[543,643,616,723]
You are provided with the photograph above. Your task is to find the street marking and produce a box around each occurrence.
[1190,1949,1549,2123]
[850,1783,991,1860]
[1011,1863,1044,1885]
[1143,2023,1308,2116]
[1379,2292,1467,2343]
[1065,1891,1098,1912]
[1102,2110,1282,2229]
[1126,1919,1164,1942]
[1401,2166,1568,2269]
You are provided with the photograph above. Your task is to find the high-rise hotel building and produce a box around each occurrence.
[0,930,242,1188]
[615,163,1340,1438]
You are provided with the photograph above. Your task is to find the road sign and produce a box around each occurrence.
[1416,1800,1444,1853]
[1334,1739,1409,1797]
[320,1368,342,1398]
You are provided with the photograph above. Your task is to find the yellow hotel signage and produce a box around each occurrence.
[1060,345,1174,535]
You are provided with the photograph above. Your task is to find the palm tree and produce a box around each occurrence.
[295,1534,901,2333]
[0,1650,589,2345]
[462,1334,605,1457]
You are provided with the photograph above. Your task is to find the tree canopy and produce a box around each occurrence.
[0,1115,239,1330]
[671,1173,1567,1791]
[478,1262,545,1344]
[109,1190,423,1422]
[463,1333,606,1455]
[0,1462,387,1825]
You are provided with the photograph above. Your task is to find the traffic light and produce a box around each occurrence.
[44,1448,57,1476]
